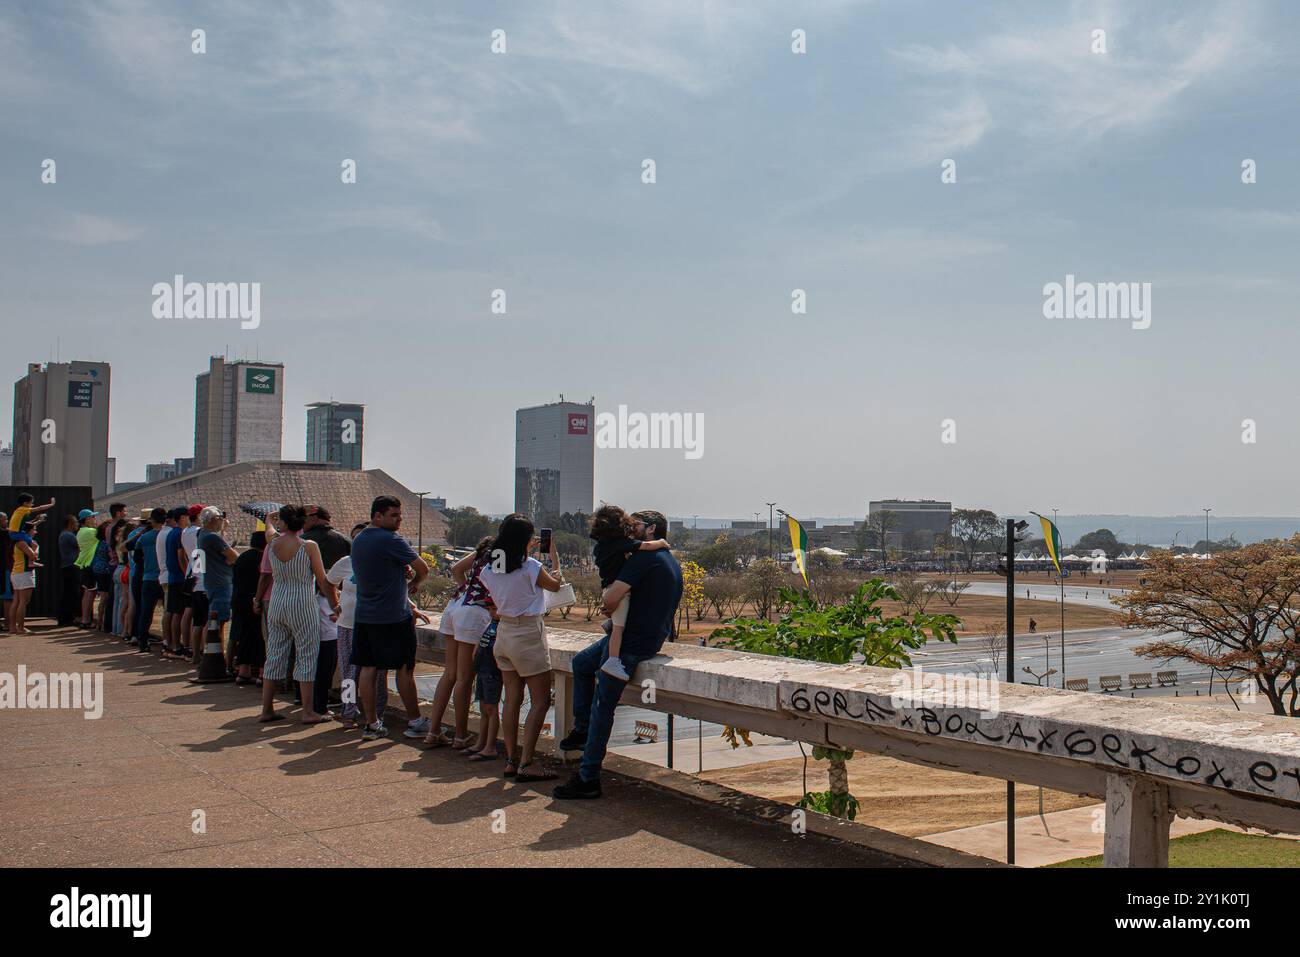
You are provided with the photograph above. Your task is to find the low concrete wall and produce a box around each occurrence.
[414,618,1300,866]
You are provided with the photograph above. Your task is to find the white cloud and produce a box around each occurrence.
[891,1,1260,144]
[48,213,142,245]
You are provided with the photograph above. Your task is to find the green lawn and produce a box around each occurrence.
[1050,828,1300,868]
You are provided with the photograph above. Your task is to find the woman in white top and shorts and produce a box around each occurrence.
[477,513,566,783]
[423,536,495,750]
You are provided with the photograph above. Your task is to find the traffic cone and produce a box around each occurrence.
[191,614,233,683]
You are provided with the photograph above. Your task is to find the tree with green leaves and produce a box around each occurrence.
[950,508,1001,570]
[1075,528,1124,558]
[856,510,898,565]
[714,581,959,819]
[444,507,497,548]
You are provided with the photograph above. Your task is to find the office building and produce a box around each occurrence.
[194,357,284,471]
[12,361,111,498]
[144,456,196,485]
[306,401,364,470]
[867,499,953,546]
[0,443,13,485]
[514,398,594,519]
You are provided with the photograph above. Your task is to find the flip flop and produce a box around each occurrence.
[468,752,499,762]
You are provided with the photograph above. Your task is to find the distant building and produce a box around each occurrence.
[144,457,195,485]
[514,399,594,519]
[0,443,14,485]
[868,499,952,547]
[12,361,112,498]
[194,356,284,471]
[105,457,116,493]
[306,401,364,470]
[427,496,446,510]
[145,462,178,484]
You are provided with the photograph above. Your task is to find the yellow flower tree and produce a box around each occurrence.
[677,560,706,633]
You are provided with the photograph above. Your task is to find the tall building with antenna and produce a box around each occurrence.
[12,360,112,498]
[514,396,594,518]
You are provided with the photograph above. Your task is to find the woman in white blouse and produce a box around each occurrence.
[477,513,566,782]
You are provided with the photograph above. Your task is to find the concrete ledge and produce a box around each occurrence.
[413,616,1300,852]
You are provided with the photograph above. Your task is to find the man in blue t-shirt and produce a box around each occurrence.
[161,508,190,657]
[134,508,166,651]
[555,509,682,799]
[349,495,429,740]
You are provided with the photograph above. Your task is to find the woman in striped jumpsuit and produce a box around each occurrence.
[258,505,338,725]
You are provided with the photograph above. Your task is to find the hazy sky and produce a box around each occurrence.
[3,0,1297,520]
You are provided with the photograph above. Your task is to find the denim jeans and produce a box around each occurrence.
[570,634,654,782]
[136,580,163,650]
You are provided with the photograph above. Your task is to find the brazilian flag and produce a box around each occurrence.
[1031,511,1062,573]
[788,514,810,586]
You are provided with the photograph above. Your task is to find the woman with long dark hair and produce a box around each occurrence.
[477,513,566,782]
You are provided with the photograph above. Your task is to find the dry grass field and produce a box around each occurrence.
[702,751,1097,837]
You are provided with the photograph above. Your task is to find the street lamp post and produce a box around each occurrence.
[414,491,430,554]
[765,502,777,560]
[1203,507,1211,553]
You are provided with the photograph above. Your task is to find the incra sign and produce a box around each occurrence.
[567,413,589,435]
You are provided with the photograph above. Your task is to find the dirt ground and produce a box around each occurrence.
[545,592,1121,642]
[702,751,1097,837]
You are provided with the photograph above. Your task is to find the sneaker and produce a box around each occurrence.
[553,773,602,800]
[600,656,629,681]
[403,716,431,738]
[361,722,387,741]
[558,729,588,752]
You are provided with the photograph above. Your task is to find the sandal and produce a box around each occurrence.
[423,731,453,748]
[503,758,519,777]
[468,751,498,762]
[451,736,474,751]
[514,763,559,783]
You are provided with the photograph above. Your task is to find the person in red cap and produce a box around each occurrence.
[181,504,207,660]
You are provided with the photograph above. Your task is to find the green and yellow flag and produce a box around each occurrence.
[1031,511,1062,573]
[787,514,810,585]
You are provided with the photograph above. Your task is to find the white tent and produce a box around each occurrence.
[813,546,847,557]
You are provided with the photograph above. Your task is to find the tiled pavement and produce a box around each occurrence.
[1,622,925,868]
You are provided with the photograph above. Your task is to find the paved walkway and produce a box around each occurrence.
[1,622,924,868]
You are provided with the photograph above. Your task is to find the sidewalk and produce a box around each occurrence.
[1,621,925,868]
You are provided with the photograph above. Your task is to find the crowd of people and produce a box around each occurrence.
[3,490,685,800]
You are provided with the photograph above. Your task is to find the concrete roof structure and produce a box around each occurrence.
[110,459,448,545]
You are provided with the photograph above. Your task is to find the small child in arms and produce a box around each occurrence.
[589,505,670,681]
